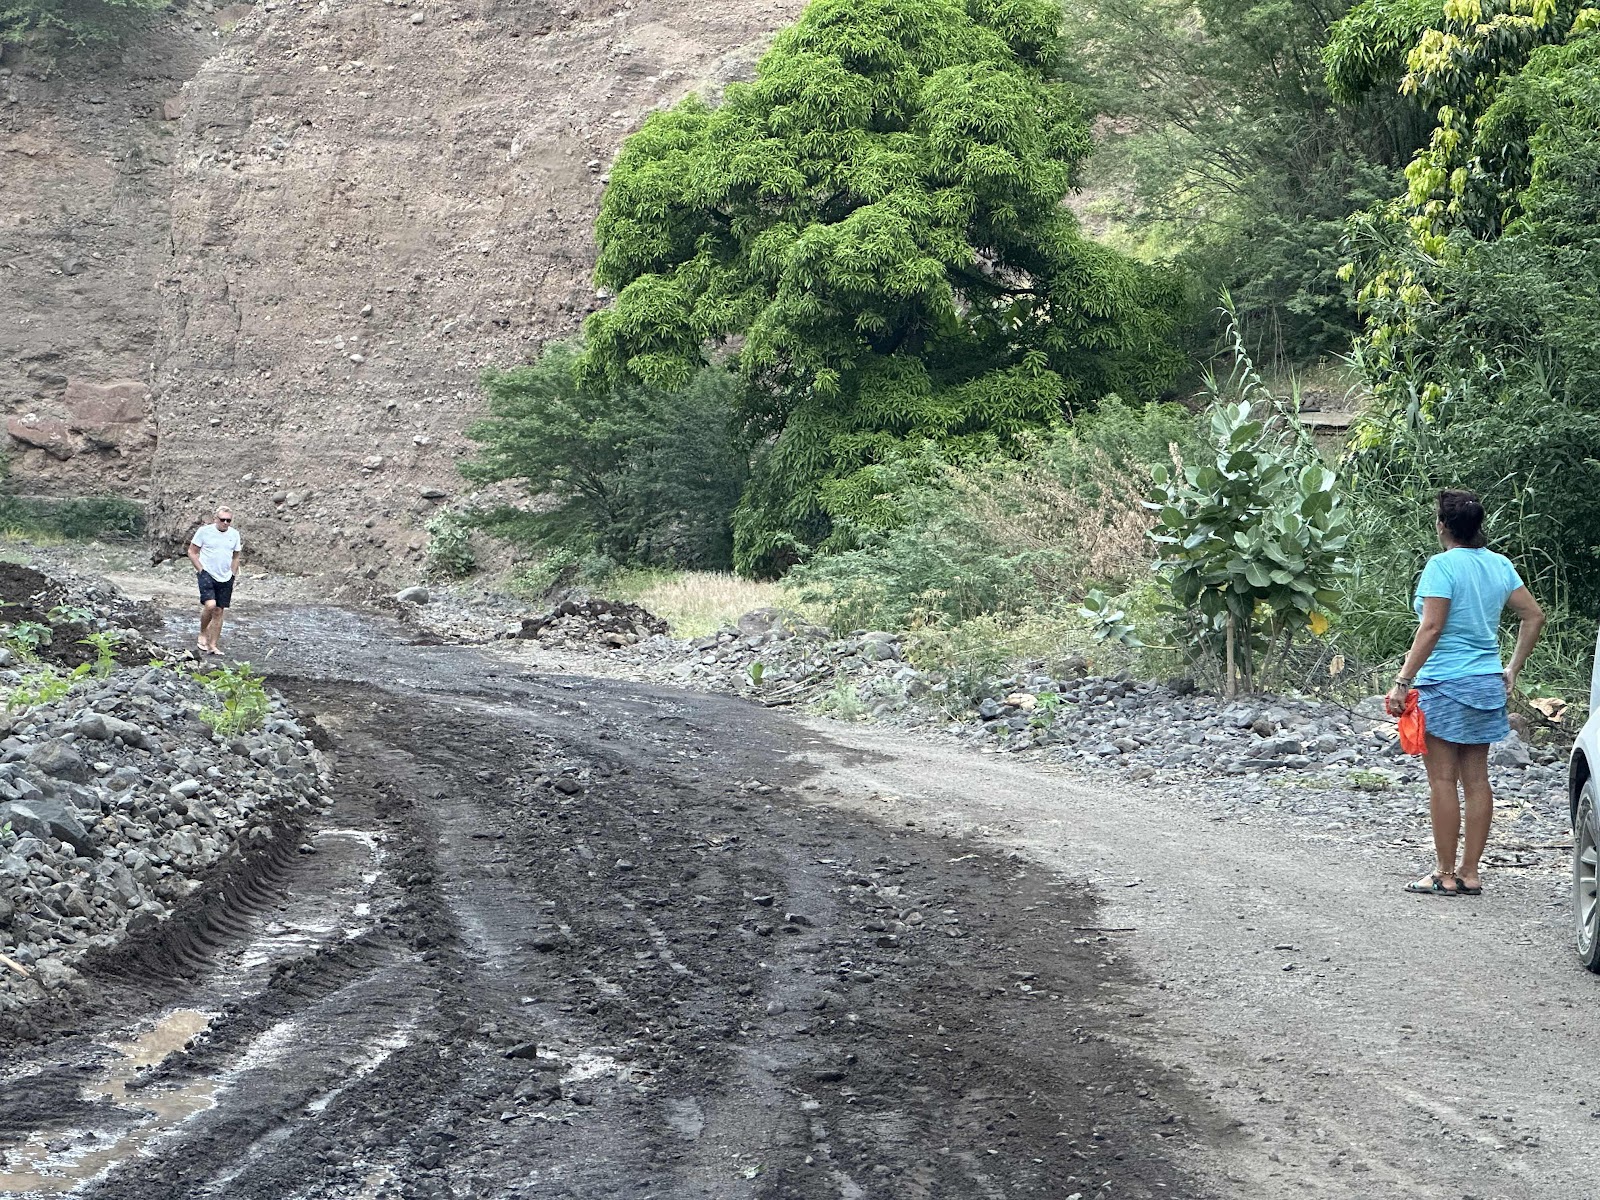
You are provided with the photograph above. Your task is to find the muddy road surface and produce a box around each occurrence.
[0,604,1222,1199]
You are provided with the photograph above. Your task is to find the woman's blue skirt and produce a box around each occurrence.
[1416,673,1510,745]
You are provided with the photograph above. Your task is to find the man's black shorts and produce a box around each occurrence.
[198,571,235,609]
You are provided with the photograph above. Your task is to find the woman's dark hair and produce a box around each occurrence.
[1437,489,1488,548]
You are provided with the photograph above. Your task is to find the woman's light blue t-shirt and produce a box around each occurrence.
[1412,547,1524,684]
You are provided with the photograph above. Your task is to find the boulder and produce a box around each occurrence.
[0,799,94,855]
[859,635,901,662]
[62,378,150,449]
[396,586,430,604]
[7,415,74,460]
[76,713,152,749]
[28,739,90,782]
[1490,735,1532,769]
[736,607,790,637]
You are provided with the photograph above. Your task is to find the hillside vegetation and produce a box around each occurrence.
[463,0,1600,715]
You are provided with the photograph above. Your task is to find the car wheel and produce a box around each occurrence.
[1575,779,1600,973]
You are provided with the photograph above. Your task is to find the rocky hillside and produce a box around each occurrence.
[0,18,214,496]
[3,0,801,581]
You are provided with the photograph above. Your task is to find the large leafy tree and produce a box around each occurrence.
[1062,0,1428,366]
[1327,0,1600,411]
[580,0,1187,576]
[1328,12,1600,613]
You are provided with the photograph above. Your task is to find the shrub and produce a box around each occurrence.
[196,662,270,736]
[78,629,121,678]
[7,664,87,710]
[789,402,1199,633]
[425,510,477,579]
[0,0,163,48]
[465,342,749,571]
[0,495,143,541]
[1148,318,1352,694]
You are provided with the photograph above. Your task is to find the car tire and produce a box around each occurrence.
[1575,778,1600,973]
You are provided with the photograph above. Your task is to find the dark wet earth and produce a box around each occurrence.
[0,604,1222,1199]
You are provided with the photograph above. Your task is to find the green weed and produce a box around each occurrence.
[196,661,270,736]
[79,630,122,678]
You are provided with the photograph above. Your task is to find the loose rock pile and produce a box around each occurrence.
[414,588,1573,854]
[517,598,670,649]
[953,672,1570,849]
[0,575,328,1012]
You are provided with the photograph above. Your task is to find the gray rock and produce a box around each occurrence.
[76,714,152,750]
[105,766,141,792]
[0,800,93,856]
[28,740,90,783]
[736,607,794,637]
[1491,736,1532,769]
[395,586,430,605]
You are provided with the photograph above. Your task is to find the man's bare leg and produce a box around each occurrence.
[210,606,227,655]
[198,600,217,653]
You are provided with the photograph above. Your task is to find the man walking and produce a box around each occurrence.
[188,507,241,656]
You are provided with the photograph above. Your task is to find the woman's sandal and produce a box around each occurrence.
[1455,878,1483,896]
[1404,873,1459,896]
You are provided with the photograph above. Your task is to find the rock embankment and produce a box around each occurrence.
[0,571,328,1012]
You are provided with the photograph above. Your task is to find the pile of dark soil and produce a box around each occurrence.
[0,562,161,669]
[516,596,669,648]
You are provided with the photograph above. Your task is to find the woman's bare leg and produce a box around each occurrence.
[1418,733,1462,890]
[1456,742,1493,889]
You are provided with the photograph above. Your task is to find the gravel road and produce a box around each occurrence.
[798,724,1588,1200]
[0,599,1221,1199]
[0,586,1588,1199]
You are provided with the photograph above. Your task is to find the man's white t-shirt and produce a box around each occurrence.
[191,524,242,581]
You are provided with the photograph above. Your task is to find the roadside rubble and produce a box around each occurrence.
[0,565,329,1012]
[406,588,1574,855]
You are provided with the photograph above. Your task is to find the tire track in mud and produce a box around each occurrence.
[1,607,1226,1199]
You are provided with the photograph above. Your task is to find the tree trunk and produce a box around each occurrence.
[1225,615,1238,699]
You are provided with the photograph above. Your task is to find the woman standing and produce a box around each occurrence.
[1385,490,1546,896]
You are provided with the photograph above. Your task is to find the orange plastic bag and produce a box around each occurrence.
[1397,688,1427,755]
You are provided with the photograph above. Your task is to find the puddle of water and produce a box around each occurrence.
[0,1009,217,1194]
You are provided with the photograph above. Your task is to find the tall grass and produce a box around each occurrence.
[606,569,790,639]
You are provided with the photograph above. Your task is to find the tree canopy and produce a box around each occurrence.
[1061,0,1428,366]
[464,342,749,571]
[580,0,1187,575]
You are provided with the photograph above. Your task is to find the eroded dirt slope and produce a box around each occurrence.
[0,19,214,494]
[145,0,800,578]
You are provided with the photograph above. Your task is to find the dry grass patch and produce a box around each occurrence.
[607,569,789,639]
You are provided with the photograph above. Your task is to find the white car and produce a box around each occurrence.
[1572,636,1600,970]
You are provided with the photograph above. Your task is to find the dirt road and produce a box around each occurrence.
[0,594,1590,1199]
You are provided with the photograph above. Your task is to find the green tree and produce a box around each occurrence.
[1147,344,1351,693]
[463,342,750,570]
[1328,0,1600,412]
[580,0,1187,576]
[1063,0,1428,366]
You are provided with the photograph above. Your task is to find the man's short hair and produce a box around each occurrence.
[216,507,232,518]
